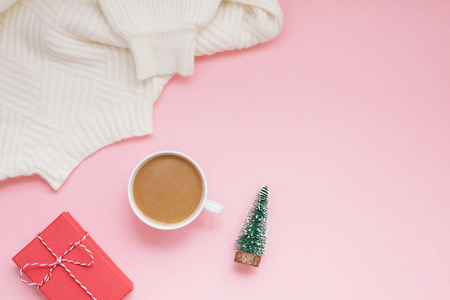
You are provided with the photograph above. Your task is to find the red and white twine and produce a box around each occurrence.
[19,233,96,300]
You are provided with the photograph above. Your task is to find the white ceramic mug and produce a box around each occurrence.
[128,150,224,230]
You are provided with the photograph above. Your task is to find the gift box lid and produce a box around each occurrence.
[13,212,133,300]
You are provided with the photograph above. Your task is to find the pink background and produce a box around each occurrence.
[1,0,450,299]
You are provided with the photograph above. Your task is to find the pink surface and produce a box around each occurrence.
[1,1,450,299]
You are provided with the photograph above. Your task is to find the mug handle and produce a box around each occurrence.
[204,199,224,215]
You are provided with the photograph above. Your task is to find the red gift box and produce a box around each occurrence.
[13,212,133,300]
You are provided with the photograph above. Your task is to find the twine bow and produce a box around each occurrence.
[19,233,96,300]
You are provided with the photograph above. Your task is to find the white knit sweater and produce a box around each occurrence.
[0,0,283,189]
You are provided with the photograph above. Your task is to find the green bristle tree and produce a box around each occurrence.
[234,186,269,267]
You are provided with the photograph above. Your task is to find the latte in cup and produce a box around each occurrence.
[132,153,204,225]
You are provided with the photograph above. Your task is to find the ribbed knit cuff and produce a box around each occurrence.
[0,0,16,14]
[125,24,198,80]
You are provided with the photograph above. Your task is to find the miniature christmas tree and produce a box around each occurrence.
[234,186,269,267]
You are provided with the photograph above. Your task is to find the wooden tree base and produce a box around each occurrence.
[234,251,261,267]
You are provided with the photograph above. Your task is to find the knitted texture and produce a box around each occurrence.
[0,0,283,189]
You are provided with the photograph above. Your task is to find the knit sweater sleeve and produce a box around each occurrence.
[98,0,221,80]
[195,0,284,56]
